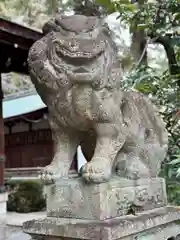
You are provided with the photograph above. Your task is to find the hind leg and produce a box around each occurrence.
[116,145,150,180]
[118,128,167,180]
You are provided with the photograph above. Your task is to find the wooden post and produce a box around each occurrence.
[0,74,5,193]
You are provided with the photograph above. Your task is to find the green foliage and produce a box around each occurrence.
[7,180,46,213]
[167,183,180,205]
[122,65,180,187]
[96,0,180,74]
[96,0,180,34]
[96,0,117,14]
[72,0,105,16]
[97,0,180,205]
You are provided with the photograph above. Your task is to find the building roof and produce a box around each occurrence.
[3,91,46,119]
[0,17,42,74]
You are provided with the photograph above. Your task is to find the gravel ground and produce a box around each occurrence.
[0,211,46,239]
[1,225,31,240]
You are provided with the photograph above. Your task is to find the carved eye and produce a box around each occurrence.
[54,42,63,53]
[69,41,78,50]
[54,40,65,50]
[55,44,60,51]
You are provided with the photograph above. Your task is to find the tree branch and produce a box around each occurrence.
[149,34,180,87]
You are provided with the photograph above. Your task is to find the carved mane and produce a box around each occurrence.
[28,15,122,92]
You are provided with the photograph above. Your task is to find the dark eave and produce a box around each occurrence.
[4,108,48,123]
[0,18,43,74]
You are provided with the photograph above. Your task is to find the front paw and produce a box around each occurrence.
[81,157,112,183]
[40,165,55,185]
[40,164,69,185]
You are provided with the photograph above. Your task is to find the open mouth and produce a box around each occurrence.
[60,48,102,59]
[54,40,104,60]
[73,67,89,73]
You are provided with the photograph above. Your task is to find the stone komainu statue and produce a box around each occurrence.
[28,15,168,183]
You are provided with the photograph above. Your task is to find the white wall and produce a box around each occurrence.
[77,146,87,171]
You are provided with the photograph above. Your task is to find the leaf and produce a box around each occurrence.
[119,0,131,4]
[137,23,148,30]
[169,158,180,165]
[135,82,157,94]
[168,168,173,179]
[176,168,180,178]
[170,38,180,47]
[96,0,115,13]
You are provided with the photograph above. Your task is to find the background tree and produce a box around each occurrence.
[97,0,180,204]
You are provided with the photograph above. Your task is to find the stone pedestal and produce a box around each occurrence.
[23,206,180,240]
[46,177,167,220]
[23,177,180,240]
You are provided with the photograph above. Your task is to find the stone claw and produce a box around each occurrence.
[81,158,112,183]
[40,166,55,185]
[39,164,69,185]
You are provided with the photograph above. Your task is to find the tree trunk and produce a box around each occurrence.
[152,35,180,87]
[130,0,147,66]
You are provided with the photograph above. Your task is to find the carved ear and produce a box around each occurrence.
[54,15,102,33]
[43,20,59,35]
[43,15,104,36]
[43,19,69,36]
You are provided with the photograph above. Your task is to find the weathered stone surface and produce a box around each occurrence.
[0,219,6,240]
[46,177,167,220]
[135,224,180,240]
[28,14,168,184]
[23,207,180,240]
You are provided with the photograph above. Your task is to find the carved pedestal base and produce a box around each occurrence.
[46,177,167,220]
[23,207,180,240]
[23,178,180,239]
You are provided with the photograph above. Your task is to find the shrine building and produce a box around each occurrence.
[0,17,82,218]
[3,90,77,178]
[0,17,43,216]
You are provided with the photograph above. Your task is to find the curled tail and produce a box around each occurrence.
[120,90,168,177]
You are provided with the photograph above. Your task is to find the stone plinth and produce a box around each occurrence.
[0,192,8,215]
[23,207,180,240]
[23,178,180,239]
[46,177,167,220]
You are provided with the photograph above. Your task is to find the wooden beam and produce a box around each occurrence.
[0,74,5,191]
[0,18,43,74]
[0,18,42,43]
[0,43,28,73]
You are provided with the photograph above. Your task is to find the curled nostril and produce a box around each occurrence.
[70,42,76,47]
